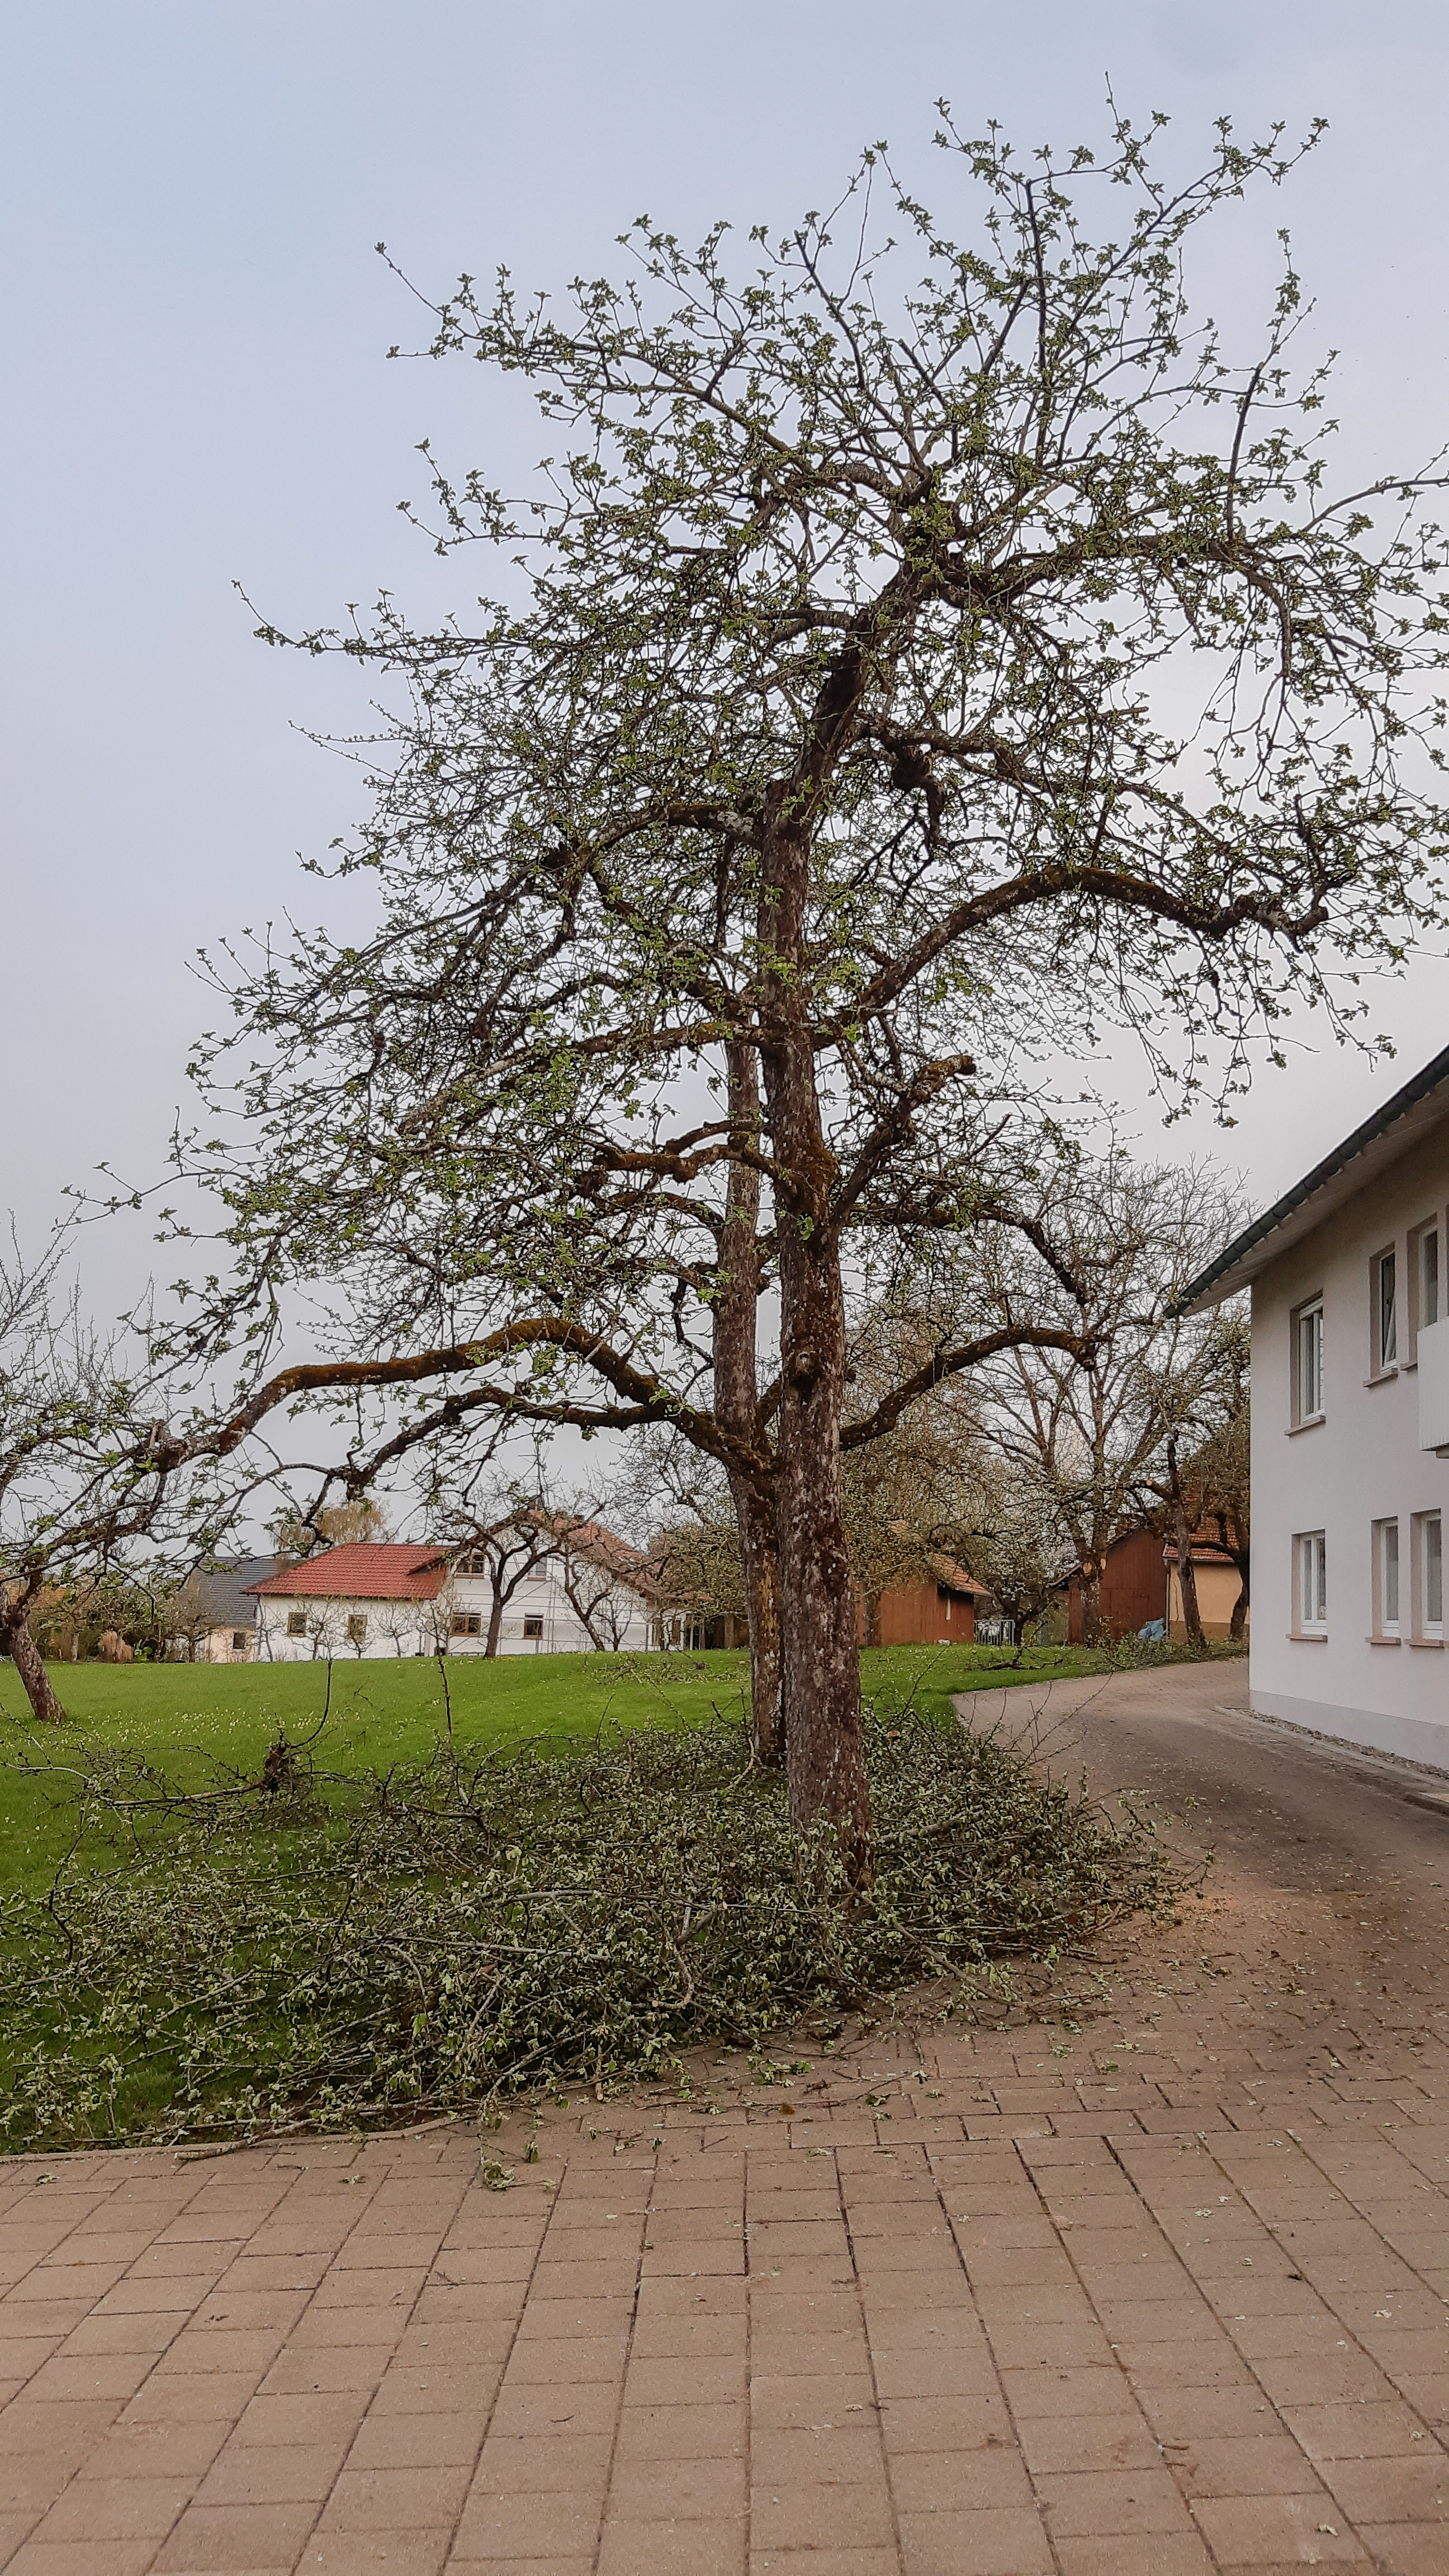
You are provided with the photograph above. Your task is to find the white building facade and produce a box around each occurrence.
[247,1536,656,1662]
[1181,1045,1449,1769]
[442,1547,655,1657]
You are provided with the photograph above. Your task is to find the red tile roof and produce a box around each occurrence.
[1160,1538,1239,1567]
[246,1543,449,1602]
[924,1551,988,1599]
[538,1513,657,1597]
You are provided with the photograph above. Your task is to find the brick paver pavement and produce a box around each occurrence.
[3,1661,1449,2573]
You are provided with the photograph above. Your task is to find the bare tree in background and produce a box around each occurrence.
[418,1589,457,1660]
[0,1232,238,1723]
[839,1304,1070,1644]
[952,1151,1246,1643]
[373,1600,425,1658]
[937,1457,1065,1645]
[160,1573,214,1663]
[434,1471,654,1652]
[646,1446,749,1645]
[1139,1313,1251,1645]
[1196,1320,1252,1641]
[304,1605,343,1663]
[440,1496,558,1656]
[555,1523,650,1650]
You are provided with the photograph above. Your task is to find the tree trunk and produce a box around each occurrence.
[734,1484,783,1763]
[771,1209,869,1879]
[1078,1561,1103,1646]
[4,1615,67,1723]
[1173,1504,1206,1650]
[1229,1558,1249,1641]
[560,1559,609,1650]
[714,1040,784,1767]
[485,1582,504,1656]
[759,801,871,1884]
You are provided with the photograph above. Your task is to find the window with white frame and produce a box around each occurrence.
[1413,1510,1443,1640]
[1410,1218,1441,1349]
[1371,1247,1398,1374]
[1294,1530,1327,1633]
[1292,1297,1324,1424]
[1372,1517,1400,1637]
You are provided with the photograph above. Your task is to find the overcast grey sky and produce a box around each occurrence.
[3,0,1447,1311]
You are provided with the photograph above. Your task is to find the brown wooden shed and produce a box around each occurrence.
[858,1554,985,1648]
[1059,1528,1168,1644]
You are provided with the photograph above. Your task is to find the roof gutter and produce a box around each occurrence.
[1172,1039,1449,1318]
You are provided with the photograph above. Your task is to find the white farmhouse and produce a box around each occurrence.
[1180,1042,1449,1767]
[246,1528,657,1661]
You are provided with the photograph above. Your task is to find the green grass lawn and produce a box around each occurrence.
[0,1639,1142,1907]
[0,1638,1192,2151]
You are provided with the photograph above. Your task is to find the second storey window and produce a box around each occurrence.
[1414,1510,1443,1640]
[1371,1247,1398,1372]
[1295,1530,1328,1633]
[1372,1518,1400,1637]
[1292,1296,1324,1424]
[1412,1219,1441,1347]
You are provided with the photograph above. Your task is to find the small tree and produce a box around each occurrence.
[554,1519,651,1649]
[303,1604,342,1662]
[373,1599,425,1658]
[158,1572,213,1663]
[839,1301,1070,1643]
[181,112,1449,1876]
[439,1494,558,1656]
[415,1592,453,1658]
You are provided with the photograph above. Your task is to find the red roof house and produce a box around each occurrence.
[246,1544,449,1602]
[244,1531,660,1659]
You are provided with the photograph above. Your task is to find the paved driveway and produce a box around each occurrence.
[2,1661,1449,2574]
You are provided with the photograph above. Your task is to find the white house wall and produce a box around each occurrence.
[254,1562,655,1661]
[1250,1119,1449,1766]
[443,1568,653,1655]
[255,1604,434,1661]
[197,1624,254,1665]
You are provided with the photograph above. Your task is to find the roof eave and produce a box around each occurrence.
[1173,1041,1449,1318]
